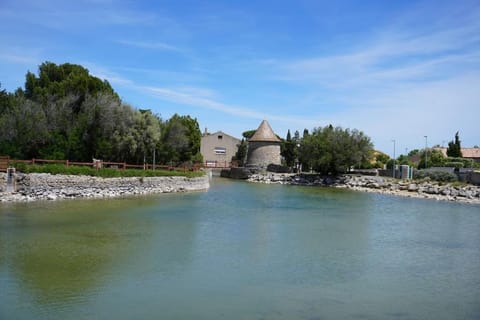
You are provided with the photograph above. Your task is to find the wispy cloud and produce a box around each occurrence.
[142,86,318,128]
[84,61,318,128]
[279,7,480,88]
[270,3,480,151]
[0,0,158,30]
[0,53,38,65]
[116,40,182,52]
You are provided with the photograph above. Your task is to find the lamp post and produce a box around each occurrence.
[153,147,156,170]
[392,139,396,178]
[424,135,428,169]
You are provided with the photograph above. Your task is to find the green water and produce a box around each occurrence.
[1,178,479,319]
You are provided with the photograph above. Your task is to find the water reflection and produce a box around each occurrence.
[1,179,479,320]
[0,195,198,309]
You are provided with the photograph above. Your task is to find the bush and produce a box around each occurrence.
[445,157,474,168]
[444,162,464,169]
[12,163,204,178]
[414,170,458,182]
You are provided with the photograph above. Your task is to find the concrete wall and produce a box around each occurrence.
[467,172,480,185]
[246,141,281,167]
[200,132,240,166]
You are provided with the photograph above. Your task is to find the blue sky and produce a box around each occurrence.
[1,0,479,155]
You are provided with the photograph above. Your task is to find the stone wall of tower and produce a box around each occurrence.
[246,141,281,167]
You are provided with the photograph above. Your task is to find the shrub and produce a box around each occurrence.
[445,157,474,168]
[12,163,204,178]
[444,162,464,169]
[414,170,458,182]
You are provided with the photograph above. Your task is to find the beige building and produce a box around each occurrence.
[201,131,241,167]
[435,147,480,163]
[246,120,282,167]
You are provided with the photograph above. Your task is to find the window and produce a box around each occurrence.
[218,135,223,140]
[214,147,226,155]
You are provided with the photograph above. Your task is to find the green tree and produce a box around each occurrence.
[447,131,462,157]
[298,126,373,175]
[374,152,390,168]
[418,149,445,169]
[233,138,247,165]
[281,130,296,167]
[159,114,202,164]
[242,129,256,139]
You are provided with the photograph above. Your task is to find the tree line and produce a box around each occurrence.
[0,62,202,165]
[234,125,375,175]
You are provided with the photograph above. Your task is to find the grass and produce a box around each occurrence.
[11,163,205,178]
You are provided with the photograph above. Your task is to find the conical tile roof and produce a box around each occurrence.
[248,120,281,142]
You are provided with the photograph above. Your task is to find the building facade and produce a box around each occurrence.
[434,147,480,163]
[200,131,241,167]
[246,120,282,167]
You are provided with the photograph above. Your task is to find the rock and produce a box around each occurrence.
[425,187,439,194]
[366,182,380,188]
[47,194,57,200]
[408,184,418,192]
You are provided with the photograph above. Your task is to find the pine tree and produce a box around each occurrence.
[447,131,462,157]
[281,130,295,167]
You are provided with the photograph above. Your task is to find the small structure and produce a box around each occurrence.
[246,120,282,168]
[6,167,15,193]
[200,131,241,167]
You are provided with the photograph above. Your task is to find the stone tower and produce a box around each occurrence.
[246,120,281,167]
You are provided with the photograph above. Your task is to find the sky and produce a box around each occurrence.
[1,0,479,156]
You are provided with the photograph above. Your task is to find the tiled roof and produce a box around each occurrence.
[434,147,480,158]
[248,120,281,142]
[462,148,480,158]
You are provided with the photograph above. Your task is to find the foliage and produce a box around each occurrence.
[372,151,390,169]
[386,154,414,169]
[298,125,374,175]
[0,62,201,165]
[444,162,464,169]
[281,130,296,167]
[13,163,203,178]
[233,138,247,165]
[447,131,462,157]
[157,114,202,165]
[417,149,446,169]
[445,157,474,168]
[413,170,458,182]
[242,130,256,139]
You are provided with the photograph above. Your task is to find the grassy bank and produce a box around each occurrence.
[12,163,205,178]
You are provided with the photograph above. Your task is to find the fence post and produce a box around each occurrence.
[66,160,69,167]
[32,158,35,165]
[123,162,126,170]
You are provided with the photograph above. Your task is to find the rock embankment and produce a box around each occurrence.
[247,173,480,204]
[0,173,209,202]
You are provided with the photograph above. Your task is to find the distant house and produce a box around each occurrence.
[200,131,241,167]
[461,148,480,163]
[434,147,480,163]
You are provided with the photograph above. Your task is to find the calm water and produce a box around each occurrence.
[1,178,479,320]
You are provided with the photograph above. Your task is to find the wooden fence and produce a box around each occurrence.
[0,156,9,172]
[4,158,203,172]
[1,156,238,172]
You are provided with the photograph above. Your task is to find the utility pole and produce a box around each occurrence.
[424,136,428,169]
[392,139,396,178]
[153,147,156,170]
